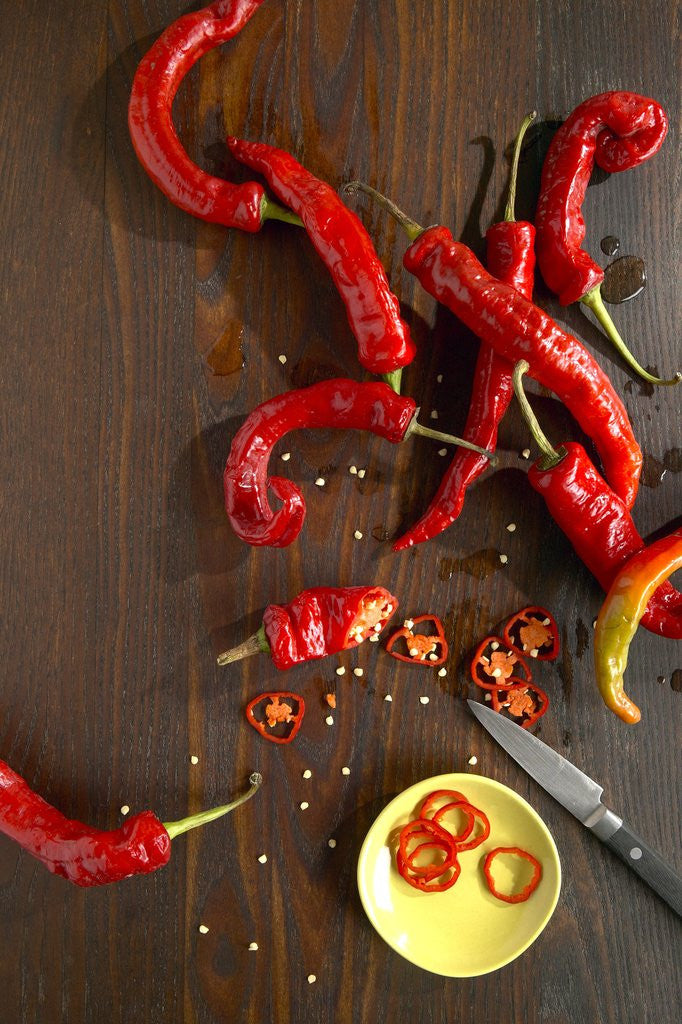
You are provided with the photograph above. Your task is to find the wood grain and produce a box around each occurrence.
[0,2,679,1022]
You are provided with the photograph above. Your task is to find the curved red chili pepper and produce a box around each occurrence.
[483,846,542,903]
[470,636,532,690]
[223,379,416,547]
[129,0,288,232]
[394,115,534,550]
[227,138,416,375]
[245,692,305,744]
[402,226,641,509]
[536,91,668,306]
[503,607,560,662]
[528,442,682,640]
[385,614,448,665]
[263,586,398,669]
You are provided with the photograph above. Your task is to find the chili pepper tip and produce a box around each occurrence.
[503,111,537,224]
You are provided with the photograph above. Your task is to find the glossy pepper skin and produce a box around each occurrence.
[0,759,170,886]
[223,379,416,547]
[528,442,682,639]
[535,91,668,305]
[394,224,532,550]
[403,227,642,509]
[128,1,269,231]
[263,586,398,669]
[594,530,682,723]
[228,138,416,375]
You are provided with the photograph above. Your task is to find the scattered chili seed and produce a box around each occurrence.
[190,755,199,765]
[258,854,267,864]
[325,715,334,726]
[354,530,363,540]
[278,354,287,364]
[506,523,516,532]
[384,694,393,702]
[499,554,508,564]
[521,448,531,459]
[353,668,363,677]
[349,465,357,474]
[419,696,430,705]
[315,477,325,487]
[430,410,439,420]
[468,755,478,766]
[404,619,414,629]
[484,693,492,701]
[336,666,346,676]
[303,769,312,779]
[341,766,351,775]
[438,668,447,677]
[300,802,309,811]
[438,448,447,456]
[198,925,209,934]
[358,469,366,479]
[307,975,317,984]
[281,452,291,461]
[120,805,130,816]
[437,374,443,383]
[369,633,379,642]
[249,942,259,951]
[328,838,337,848]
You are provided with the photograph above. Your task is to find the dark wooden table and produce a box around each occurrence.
[1,2,679,1021]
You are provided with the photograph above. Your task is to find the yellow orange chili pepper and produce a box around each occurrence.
[594,528,682,723]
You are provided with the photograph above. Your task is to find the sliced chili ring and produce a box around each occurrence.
[245,691,305,744]
[483,846,542,903]
[419,788,469,820]
[434,801,491,852]
[491,679,549,729]
[470,636,531,690]
[398,818,457,880]
[503,606,560,662]
[396,849,461,891]
[427,801,475,845]
[404,840,458,880]
[386,614,448,666]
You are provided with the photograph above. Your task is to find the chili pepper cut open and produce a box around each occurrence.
[386,615,448,665]
[491,679,550,730]
[245,693,305,744]
[503,607,560,661]
[0,759,261,887]
[223,379,494,547]
[217,585,398,670]
[128,0,302,231]
[535,91,679,386]
[470,636,531,690]
[594,528,682,724]
[483,846,542,904]
[512,359,682,640]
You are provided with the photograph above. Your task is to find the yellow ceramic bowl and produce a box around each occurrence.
[357,773,561,977]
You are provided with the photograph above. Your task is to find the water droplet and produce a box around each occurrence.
[205,323,244,376]
[600,235,620,257]
[670,669,682,693]
[602,256,646,304]
[640,453,667,488]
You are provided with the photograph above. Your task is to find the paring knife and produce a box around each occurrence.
[467,700,682,918]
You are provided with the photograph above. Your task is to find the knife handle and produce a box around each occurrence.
[604,819,682,917]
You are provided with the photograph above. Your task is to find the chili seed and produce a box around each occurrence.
[428,653,438,661]
[484,693,492,701]
[468,755,478,766]
[307,975,317,984]
[249,942,259,951]
[278,354,287,364]
[303,769,312,779]
[300,802,310,811]
[430,410,439,420]
[530,649,539,658]
[369,633,379,642]
[438,448,447,456]
[357,469,366,479]
[190,755,199,765]
[404,619,414,629]
[349,465,357,474]
[336,666,345,676]
[354,530,363,540]
[281,452,291,461]
[521,448,531,459]
[353,668,363,677]
[384,694,393,702]
[438,668,447,677]
[490,641,499,650]
[499,554,508,564]
[492,668,502,677]
[315,477,325,487]
[258,854,267,864]
[419,696,430,705]
[328,838,337,848]
[120,805,130,816]
[409,648,419,657]
[506,522,516,532]
[341,766,351,775]
[198,925,209,934]
[325,715,334,726]
[437,374,443,383]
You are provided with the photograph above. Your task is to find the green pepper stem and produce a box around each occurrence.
[261,196,304,227]
[407,416,496,463]
[511,361,566,469]
[504,111,536,223]
[382,368,404,394]
[217,623,269,667]
[581,285,681,386]
[163,772,263,840]
[341,182,424,243]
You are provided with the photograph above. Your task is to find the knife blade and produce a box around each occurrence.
[468,700,682,918]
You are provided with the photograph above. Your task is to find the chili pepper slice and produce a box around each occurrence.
[397,818,458,878]
[217,585,398,669]
[490,679,549,730]
[0,759,261,886]
[503,606,560,661]
[397,849,461,891]
[342,183,642,511]
[245,692,305,744]
[470,636,531,690]
[419,789,469,820]
[483,846,542,903]
[594,528,682,724]
[404,841,457,880]
[434,801,491,852]
[429,801,475,845]
[386,615,448,665]
[128,0,301,231]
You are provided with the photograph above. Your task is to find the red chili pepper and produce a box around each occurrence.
[432,801,491,852]
[503,606,560,662]
[392,113,535,549]
[227,138,416,381]
[491,679,550,730]
[0,760,261,887]
[223,378,492,547]
[343,185,642,511]
[245,693,305,744]
[385,614,448,666]
[470,636,531,690]
[128,1,301,232]
[396,818,461,891]
[396,849,461,892]
[483,846,542,903]
[217,585,398,670]
[419,789,469,820]
[512,361,682,640]
[535,92,679,386]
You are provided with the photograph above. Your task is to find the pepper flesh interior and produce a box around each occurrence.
[345,591,394,645]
